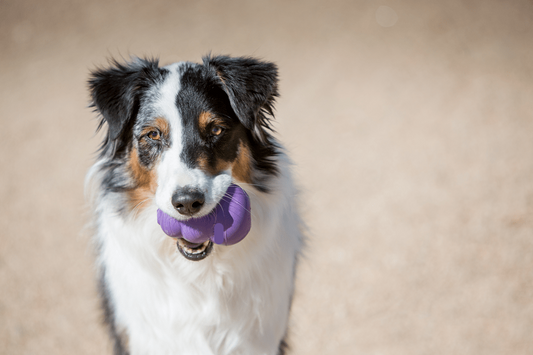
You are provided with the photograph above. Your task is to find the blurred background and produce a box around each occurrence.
[1,0,533,354]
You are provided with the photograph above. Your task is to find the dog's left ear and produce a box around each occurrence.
[203,55,279,142]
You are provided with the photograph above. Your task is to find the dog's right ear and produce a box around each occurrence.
[88,58,161,140]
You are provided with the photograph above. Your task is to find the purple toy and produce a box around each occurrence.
[157,184,251,246]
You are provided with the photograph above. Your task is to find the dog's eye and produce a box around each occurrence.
[147,130,160,140]
[211,126,224,136]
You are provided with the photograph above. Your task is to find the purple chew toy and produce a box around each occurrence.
[157,184,251,246]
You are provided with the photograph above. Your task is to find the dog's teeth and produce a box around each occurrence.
[179,240,209,255]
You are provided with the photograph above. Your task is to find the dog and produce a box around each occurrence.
[86,55,304,355]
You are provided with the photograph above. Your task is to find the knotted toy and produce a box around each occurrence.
[157,184,251,246]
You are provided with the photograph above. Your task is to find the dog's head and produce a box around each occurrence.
[89,55,279,259]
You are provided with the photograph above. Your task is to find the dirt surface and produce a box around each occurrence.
[1,0,533,354]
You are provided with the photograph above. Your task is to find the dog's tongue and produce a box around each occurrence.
[156,184,251,246]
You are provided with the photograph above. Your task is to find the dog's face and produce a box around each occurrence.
[89,56,279,259]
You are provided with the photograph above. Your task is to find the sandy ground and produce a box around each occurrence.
[1,0,533,354]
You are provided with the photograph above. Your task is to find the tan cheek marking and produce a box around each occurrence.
[232,141,253,184]
[197,155,231,176]
[215,158,231,174]
[128,147,158,212]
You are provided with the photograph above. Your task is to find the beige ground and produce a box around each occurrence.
[1,0,533,354]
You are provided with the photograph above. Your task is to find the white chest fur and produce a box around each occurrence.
[95,174,303,355]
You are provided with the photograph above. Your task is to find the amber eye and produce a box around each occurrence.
[147,130,160,140]
[211,126,224,136]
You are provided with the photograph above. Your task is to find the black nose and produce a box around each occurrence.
[171,188,205,216]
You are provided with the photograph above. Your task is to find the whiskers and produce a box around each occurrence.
[220,191,255,220]
[230,181,266,191]
[129,196,152,220]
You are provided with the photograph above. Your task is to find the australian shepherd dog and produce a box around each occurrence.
[85,55,304,355]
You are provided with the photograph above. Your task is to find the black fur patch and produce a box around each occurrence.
[98,271,130,355]
[278,337,289,355]
[88,58,166,200]
[88,58,165,159]
[204,55,280,187]
[176,56,280,191]
[176,63,244,168]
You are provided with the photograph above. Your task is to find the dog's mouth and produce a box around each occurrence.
[176,239,213,261]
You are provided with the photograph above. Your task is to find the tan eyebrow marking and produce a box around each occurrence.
[199,111,211,131]
[198,111,228,133]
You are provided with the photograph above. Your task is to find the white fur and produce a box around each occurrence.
[153,63,233,220]
[88,64,304,355]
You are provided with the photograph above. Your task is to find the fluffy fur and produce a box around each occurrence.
[86,55,304,355]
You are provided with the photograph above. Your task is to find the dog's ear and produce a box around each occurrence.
[203,55,279,142]
[88,58,161,141]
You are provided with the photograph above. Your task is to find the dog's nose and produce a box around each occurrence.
[171,188,205,216]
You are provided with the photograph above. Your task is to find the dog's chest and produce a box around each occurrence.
[99,211,288,355]
[110,261,251,354]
